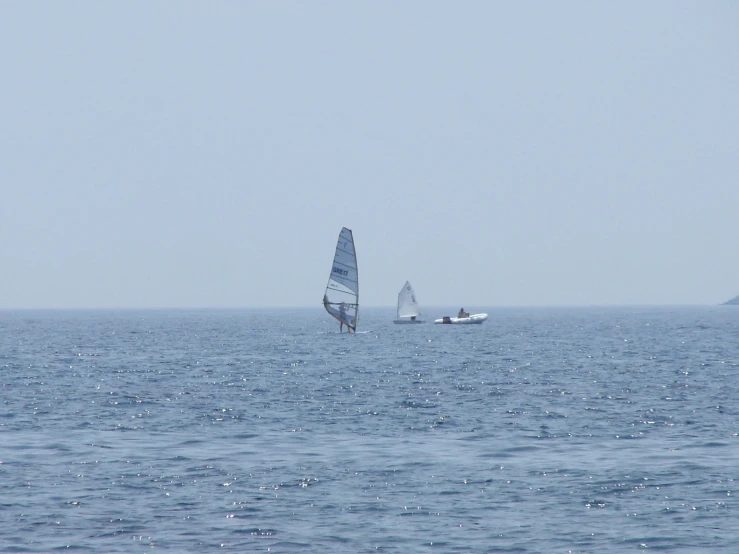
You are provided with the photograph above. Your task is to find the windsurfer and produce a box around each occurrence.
[339,302,352,333]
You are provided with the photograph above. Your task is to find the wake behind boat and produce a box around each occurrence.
[322,227,359,333]
[394,281,424,324]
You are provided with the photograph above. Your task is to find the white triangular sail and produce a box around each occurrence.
[322,227,359,330]
[397,281,421,319]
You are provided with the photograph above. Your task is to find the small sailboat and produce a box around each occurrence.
[322,227,359,332]
[394,281,424,324]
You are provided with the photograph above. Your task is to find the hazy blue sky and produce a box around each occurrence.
[1,1,738,309]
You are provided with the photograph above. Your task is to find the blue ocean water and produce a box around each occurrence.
[1,306,738,553]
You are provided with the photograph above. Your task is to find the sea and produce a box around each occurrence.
[1,306,737,553]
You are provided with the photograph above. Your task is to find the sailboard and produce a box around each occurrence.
[322,227,359,332]
[394,281,424,324]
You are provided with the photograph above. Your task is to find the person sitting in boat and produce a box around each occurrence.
[411,316,416,321]
[458,308,470,318]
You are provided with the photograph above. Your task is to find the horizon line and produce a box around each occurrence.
[0,302,731,311]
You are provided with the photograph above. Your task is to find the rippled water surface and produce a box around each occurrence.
[1,307,738,552]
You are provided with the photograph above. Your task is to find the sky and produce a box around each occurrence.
[1,1,738,309]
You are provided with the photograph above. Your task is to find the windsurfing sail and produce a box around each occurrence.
[323,227,359,330]
[397,281,421,319]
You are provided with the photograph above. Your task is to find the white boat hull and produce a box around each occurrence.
[393,318,425,324]
[434,313,488,324]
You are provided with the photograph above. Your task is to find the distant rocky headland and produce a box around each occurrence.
[723,296,739,305]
